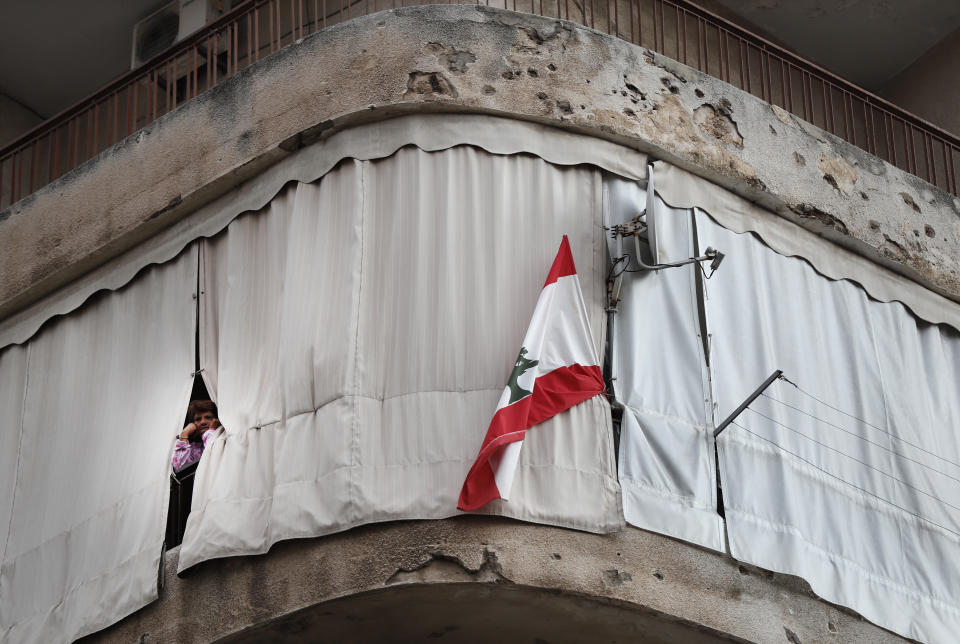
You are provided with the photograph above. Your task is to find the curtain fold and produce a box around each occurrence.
[701,213,960,644]
[605,175,725,552]
[0,249,196,644]
[180,147,623,571]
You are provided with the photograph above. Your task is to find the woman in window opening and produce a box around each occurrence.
[172,399,221,473]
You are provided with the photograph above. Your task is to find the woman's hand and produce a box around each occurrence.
[179,422,200,441]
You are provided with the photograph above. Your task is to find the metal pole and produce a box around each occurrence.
[713,369,782,438]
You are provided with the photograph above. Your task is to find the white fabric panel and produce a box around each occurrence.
[0,114,647,350]
[606,175,725,552]
[701,213,960,644]
[653,160,960,331]
[0,251,196,644]
[180,147,622,571]
[0,345,29,581]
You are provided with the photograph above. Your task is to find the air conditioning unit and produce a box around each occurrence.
[131,0,226,69]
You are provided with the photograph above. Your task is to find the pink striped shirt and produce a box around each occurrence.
[172,429,218,473]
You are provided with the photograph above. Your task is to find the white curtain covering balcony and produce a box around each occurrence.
[611,160,960,643]
[0,114,644,641]
[605,174,725,552]
[178,145,625,571]
[702,213,960,644]
[0,251,196,644]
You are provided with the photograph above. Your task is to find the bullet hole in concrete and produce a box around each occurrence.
[784,626,802,644]
[823,173,840,192]
[482,85,496,95]
[913,229,920,237]
[439,49,477,74]
[794,204,849,235]
[769,124,778,136]
[547,63,557,71]
[620,90,628,97]
[695,88,704,98]
[652,570,664,580]
[623,107,636,117]
[869,219,881,231]
[585,78,590,83]
[528,67,539,77]
[580,105,585,110]
[624,78,645,99]
[537,91,548,100]
[794,151,806,167]
[551,553,562,560]
[859,190,869,200]
[556,99,573,114]
[827,622,838,633]
[603,569,633,586]
[694,103,744,148]
[899,191,922,213]
[738,565,750,575]
[501,70,515,80]
[925,224,936,238]
[660,77,679,93]
[405,71,458,98]
[616,552,621,556]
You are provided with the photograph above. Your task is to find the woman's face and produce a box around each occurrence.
[193,410,218,432]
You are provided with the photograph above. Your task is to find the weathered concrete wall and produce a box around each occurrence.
[79,518,904,643]
[1,5,959,325]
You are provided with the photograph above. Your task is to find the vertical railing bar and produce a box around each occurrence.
[887,113,897,167]
[614,0,620,39]
[902,119,912,174]
[30,141,38,193]
[112,92,119,146]
[936,137,947,190]
[673,4,679,60]
[695,15,702,71]
[909,123,918,175]
[13,150,20,203]
[88,106,95,162]
[703,19,709,76]
[824,83,837,134]
[47,131,55,183]
[950,144,960,196]
[723,29,731,83]
[764,47,772,103]
[925,132,935,186]
[744,42,752,94]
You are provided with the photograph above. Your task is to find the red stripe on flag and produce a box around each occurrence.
[542,235,577,287]
[457,362,604,511]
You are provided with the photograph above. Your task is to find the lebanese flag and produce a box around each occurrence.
[458,235,605,511]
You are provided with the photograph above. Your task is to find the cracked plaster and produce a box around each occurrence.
[79,517,905,644]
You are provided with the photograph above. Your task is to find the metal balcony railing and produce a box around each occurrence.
[2,0,959,210]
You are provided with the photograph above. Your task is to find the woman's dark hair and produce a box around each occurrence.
[187,399,218,420]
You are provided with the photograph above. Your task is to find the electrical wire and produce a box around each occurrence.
[743,407,960,513]
[760,392,960,484]
[772,378,960,472]
[728,420,960,540]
